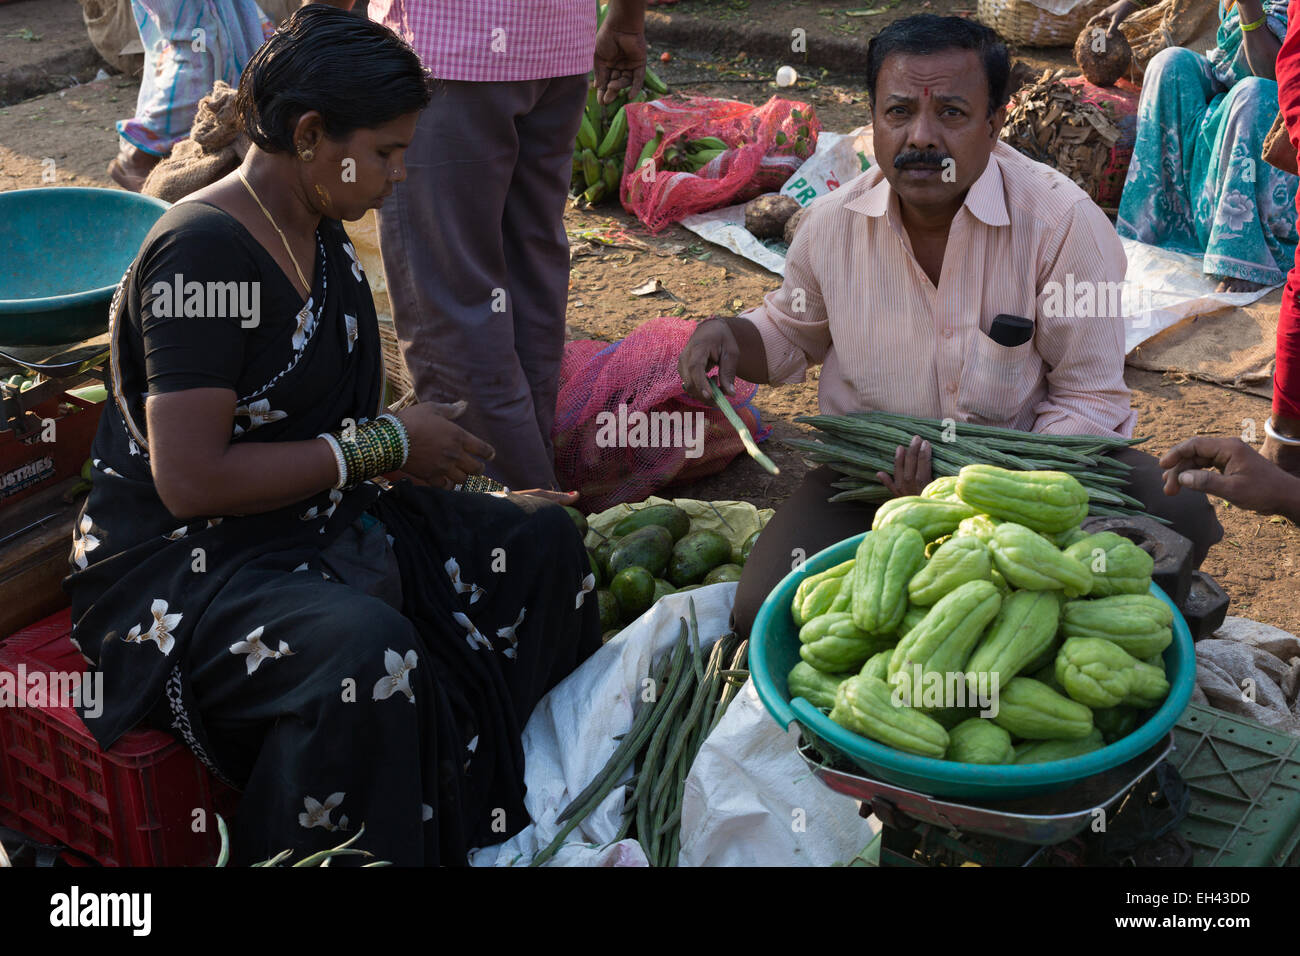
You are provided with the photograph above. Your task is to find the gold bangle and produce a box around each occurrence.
[1242,14,1267,32]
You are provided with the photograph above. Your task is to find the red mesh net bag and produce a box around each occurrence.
[621,95,821,233]
[552,317,772,511]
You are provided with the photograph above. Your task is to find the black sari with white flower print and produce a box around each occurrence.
[65,202,601,865]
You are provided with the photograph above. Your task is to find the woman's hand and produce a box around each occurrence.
[396,400,496,488]
[877,435,932,498]
[510,489,580,504]
[1091,0,1138,32]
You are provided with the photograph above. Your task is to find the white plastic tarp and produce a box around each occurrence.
[1119,238,1281,353]
[678,127,875,277]
[468,585,875,866]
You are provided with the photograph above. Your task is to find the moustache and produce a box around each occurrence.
[894,149,950,169]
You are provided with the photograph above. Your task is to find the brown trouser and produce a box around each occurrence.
[731,448,1225,640]
[376,74,588,490]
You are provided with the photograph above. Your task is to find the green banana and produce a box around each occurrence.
[581,148,602,190]
[688,136,729,152]
[602,157,620,193]
[583,181,607,204]
[596,105,629,158]
[644,66,668,96]
[577,111,599,152]
[686,148,725,170]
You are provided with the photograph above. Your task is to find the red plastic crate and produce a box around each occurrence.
[0,609,240,866]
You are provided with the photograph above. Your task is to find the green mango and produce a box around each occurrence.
[612,504,691,541]
[608,525,673,578]
[610,566,656,622]
[702,563,743,585]
[592,536,621,580]
[652,578,675,602]
[740,529,761,565]
[596,590,621,630]
[667,530,732,587]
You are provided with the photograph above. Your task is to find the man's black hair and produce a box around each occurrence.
[237,4,433,152]
[866,14,1011,116]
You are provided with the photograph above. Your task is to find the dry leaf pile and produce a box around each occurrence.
[1001,68,1122,203]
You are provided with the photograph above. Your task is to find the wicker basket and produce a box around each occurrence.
[378,316,414,408]
[977,0,1112,46]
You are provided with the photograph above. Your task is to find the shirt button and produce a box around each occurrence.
[947,383,958,394]
[943,328,953,339]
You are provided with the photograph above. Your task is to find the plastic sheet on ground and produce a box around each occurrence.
[1120,238,1281,354]
[1192,616,1300,735]
[679,127,874,276]
[467,585,875,867]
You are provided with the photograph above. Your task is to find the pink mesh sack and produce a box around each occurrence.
[621,95,821,233]
[552,317,771,511]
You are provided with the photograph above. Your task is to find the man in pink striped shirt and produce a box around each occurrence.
[676,15,1223,639]
[370,0,647,489]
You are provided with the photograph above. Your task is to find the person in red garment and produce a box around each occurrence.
[1271,0,1300,473]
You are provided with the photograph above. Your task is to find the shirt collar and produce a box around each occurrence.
[845,147,1010,227]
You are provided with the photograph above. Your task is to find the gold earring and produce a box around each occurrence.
[297,145,314,162]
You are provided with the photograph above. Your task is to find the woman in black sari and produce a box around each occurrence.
[66,6,601,866]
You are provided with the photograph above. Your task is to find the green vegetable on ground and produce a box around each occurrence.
[702,563,743,585]
[596,590,620,630]
[667,529,732,587]
[612,504,690,541]
[610,566,656,621]
[608,524,674,578]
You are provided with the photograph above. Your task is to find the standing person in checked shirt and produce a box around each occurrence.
[368,0,648,491]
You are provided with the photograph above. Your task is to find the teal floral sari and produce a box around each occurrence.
[1117,0,1299,285]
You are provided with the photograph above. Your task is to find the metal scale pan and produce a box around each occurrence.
[799,732,1174,846]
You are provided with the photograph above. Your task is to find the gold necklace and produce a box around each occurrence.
[237,169,312,296]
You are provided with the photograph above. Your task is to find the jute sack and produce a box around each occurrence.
[76,0,142,76]
[141,80,249,202]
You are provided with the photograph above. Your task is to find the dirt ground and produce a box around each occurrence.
[0,2,1294,637]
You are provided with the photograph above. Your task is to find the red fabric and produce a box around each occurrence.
[1275,0,1300,418]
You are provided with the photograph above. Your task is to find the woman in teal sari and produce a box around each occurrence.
[1115,0,1298,292]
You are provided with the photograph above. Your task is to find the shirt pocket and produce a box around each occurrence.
[956,329,1040,426]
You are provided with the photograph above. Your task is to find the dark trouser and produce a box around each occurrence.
[376,74,588,490]
[731,450,1225,640]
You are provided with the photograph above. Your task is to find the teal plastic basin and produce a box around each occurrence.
[0,187,170,347]
[750,531,1196,801]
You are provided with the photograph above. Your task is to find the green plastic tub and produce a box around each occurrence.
[750,531,1197,801]
[0,187,170,347]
